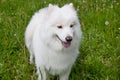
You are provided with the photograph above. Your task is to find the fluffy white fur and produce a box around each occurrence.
[25,3,82,80]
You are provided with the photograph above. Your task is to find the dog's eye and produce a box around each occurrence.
[70,24,74,28]
[57,25,63,29]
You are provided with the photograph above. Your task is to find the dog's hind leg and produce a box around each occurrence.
[30,54,34,64]
[29,49,35,64]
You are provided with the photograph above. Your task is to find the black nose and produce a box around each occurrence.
[65,36,72,42]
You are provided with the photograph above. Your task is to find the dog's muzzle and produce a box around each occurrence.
[56,35,72,48]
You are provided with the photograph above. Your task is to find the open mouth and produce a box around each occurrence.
[56,35,71,48]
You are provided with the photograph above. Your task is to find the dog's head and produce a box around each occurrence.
[44,3,82,50]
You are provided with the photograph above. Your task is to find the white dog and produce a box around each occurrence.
[25,3,82,80]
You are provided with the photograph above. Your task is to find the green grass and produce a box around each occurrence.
[0,0,120,80]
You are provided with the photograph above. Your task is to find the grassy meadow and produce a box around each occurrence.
[0,0,120,80]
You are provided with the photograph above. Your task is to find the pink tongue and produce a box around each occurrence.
[62,42,71,48]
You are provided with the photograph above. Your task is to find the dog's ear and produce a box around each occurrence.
[69,3,74,9]
[48,4,54,12]
[69,3,73,7]
[62,3,75,11]
[48,4,53,8]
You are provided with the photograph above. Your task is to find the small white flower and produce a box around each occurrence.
[116,36,119,39]
[44,1,46,4]
[103,4,105,7]
[110,5,113,9]
[0,63,3,66]
[96,0,98,3]
[14,34,16,36]
[114,0,116,3]
[118,28,120,30]
[105,21,109,26]
[117,3,119,5]
[83,0,86,3]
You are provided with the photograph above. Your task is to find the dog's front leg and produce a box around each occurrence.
[37,67,47,80]
[59,67,71,80]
